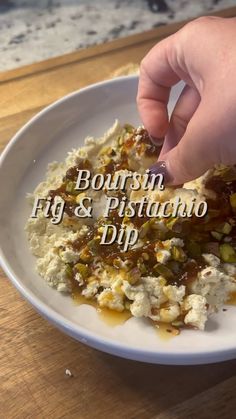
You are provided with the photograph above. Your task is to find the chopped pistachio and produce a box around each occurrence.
[151,220,167,240]
[152,220,163,230]
[79,247,92,262]
[171,246,187,262]
[220,243,236,262]
[230,193,236,210]
[137,259,147,274]
[118,136,124,146]
[75,193,86,204]
[65,181,77,195]
[74,263,90,279]
[100,146,112,155]
[158,275,167,287]
[60,192,75,203]
[113,258,121,269]
[126,268,141,284]
[166,217,183,233]
[97,226,104,234]
[215,222,232,235]
[102,155,112,165]
[124,123,134,133]
[65,264,73,278]
[140,221,151,238]
[123,215,130,224]
[87,238,100,255]
[99,225,114,238]
[211,231,223,241]
[153,263,174,280]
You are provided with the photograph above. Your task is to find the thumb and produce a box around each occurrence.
[150,104,219,185]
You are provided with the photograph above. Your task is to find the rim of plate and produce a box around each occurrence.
[0,75,236,365]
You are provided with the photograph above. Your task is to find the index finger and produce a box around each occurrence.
[137,34,182,139]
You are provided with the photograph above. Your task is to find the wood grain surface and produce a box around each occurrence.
[1,7,236,419]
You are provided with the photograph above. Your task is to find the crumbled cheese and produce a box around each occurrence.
[128,292,150,318]
[190,267,233,308]
[97,289,124,312]
[164,238,184,249]
[155,249,171,264]
[184,170,216,200]
[57,283,69,293]
[160,303,180,323]
[223,263,236,276]
[183,294,208,330]
[59,248,80,264]
[163,285,185,303]
[75,272,84,286]
[81,279,99,299]
[202,253,220,268]
[122,277,186,322]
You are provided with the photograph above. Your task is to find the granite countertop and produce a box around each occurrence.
[0,0,235,72]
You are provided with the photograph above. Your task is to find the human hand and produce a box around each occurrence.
[137,16,236,184]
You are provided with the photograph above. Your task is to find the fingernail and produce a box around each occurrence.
[149,135,164,145]
[149,160,172,184]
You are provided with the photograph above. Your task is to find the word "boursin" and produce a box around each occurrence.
[73,169,164,192]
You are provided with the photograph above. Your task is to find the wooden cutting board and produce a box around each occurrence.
[1,7,236,419]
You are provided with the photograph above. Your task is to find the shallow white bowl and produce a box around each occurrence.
[0,76,236,365]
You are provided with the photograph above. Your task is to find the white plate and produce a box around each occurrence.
[0,76,236,365]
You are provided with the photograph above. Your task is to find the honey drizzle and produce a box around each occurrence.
[72,291,131,326]
[154,322,180,340]
[227,291,236,305]
[72,291,181,338]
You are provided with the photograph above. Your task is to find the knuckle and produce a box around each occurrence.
[139,57,149,77]
[180,16,213,38]
[188,16,213,28]
[193,16,213,25]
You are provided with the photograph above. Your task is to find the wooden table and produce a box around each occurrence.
[1,7,236,419]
